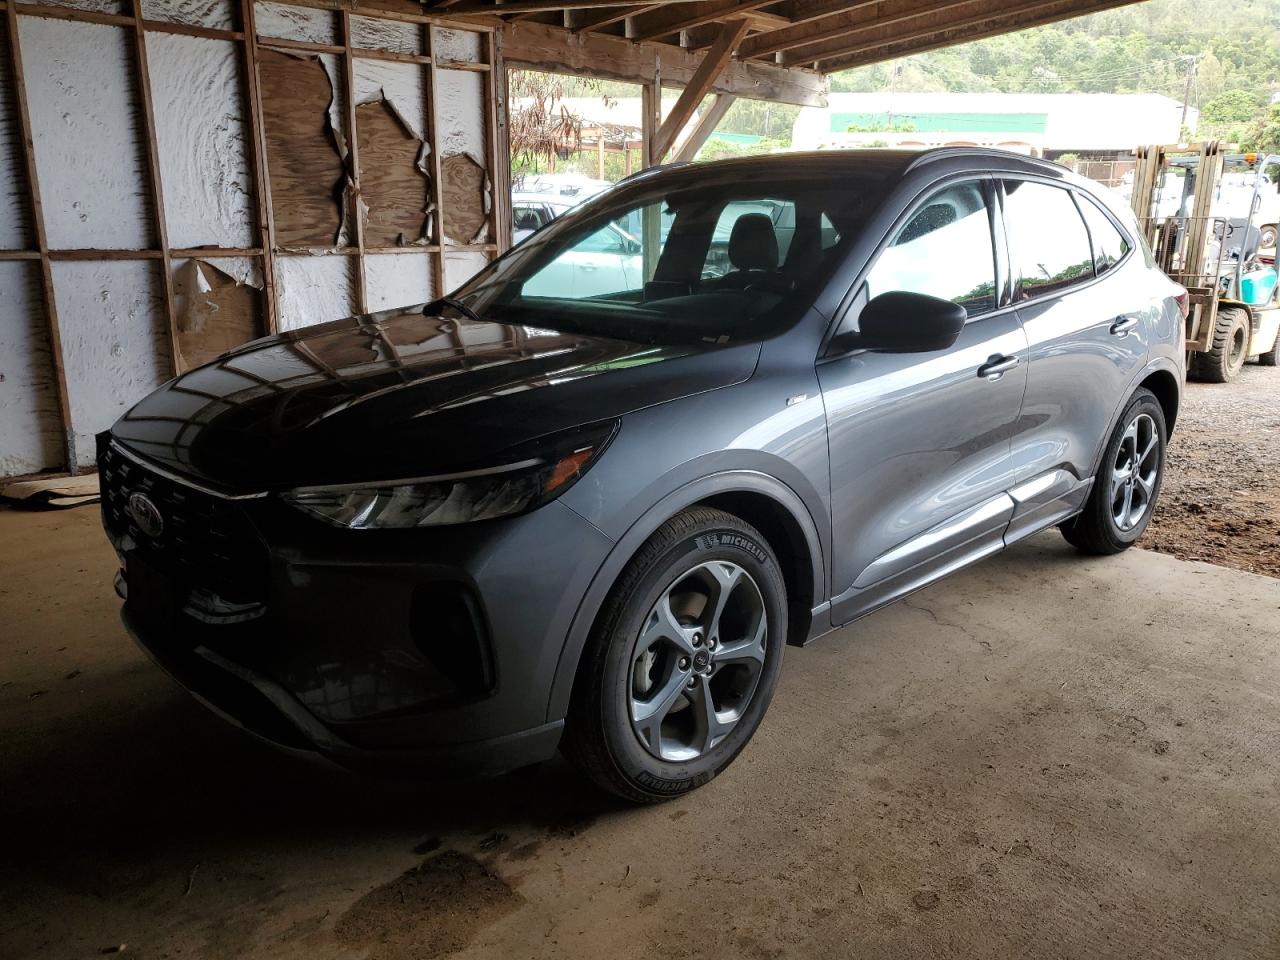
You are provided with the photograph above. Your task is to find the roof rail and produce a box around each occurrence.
[906,146,1059,171]
[613,161,690,187]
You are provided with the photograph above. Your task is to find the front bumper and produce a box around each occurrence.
[105,448,614,773]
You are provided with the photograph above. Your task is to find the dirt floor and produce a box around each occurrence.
[2,503,1279,959]
[1144,362,1280,577]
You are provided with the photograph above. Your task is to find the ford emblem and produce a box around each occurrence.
[127,492,164,538]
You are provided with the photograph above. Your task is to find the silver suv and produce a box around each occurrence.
[100,149,1184,802]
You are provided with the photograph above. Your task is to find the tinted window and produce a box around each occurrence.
[513,204,548,231]
[1077,195,1131,275]
[1003,180,1095,298]
[866,180,997,317]
[703,199,796,278]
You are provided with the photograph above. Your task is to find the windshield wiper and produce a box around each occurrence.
[425,296,483,324]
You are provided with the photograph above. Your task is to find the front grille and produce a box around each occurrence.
[99,439,270,607]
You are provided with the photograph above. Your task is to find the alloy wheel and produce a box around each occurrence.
[1111,412,1160,532]
[629,561,767,762]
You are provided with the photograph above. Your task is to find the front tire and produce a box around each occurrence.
[1189,305,1250,382]
[1060,388,1166,555]
[563,507,787,803]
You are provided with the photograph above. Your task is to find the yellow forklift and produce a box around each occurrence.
[1130,142,1280,382]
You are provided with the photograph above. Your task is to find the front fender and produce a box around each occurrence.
[545,469,827,723]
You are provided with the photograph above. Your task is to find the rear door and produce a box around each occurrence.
[819,178,1028,625]
[1002,180,1150,516]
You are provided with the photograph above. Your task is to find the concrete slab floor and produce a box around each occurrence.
[1,505,1278,960]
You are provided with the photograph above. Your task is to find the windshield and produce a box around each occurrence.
[450,171,887,345]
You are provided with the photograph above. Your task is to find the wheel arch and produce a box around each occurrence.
[545,471,827,724]
[1139,366,1181,436]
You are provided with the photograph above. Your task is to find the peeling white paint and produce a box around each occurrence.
[19,17,151,250]
[179,256,262,290]
[276,255,353,331]
[255,1,337,46]
[51,260,168,468]
[0,262,63,476]
[141,0,234,31]
[436,68,486,163]
[350,16,421,56]
[0,24,33,251]
[433,28,483,64]
[353,57,426,141]
[444,250,488,294]
[147,34,254,249]
[365,253,433,312]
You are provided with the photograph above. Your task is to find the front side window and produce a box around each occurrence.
[1077,195,1131,276]
[865,180,998,317]
[1003,180,1096,298]
[454,172,889,346]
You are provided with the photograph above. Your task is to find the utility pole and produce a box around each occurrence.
[1179,54,1200,138]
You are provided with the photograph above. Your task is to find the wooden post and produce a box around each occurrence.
[5,1,77,470]
[425,24,448,297]
[672,92,735,162]
[595,131,605,179]
[651,19,747,162]
[241,0,280,333]
[130,0,182,375]
[491,27,512,255]
[340,11,368,313]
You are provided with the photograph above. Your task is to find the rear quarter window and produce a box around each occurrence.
[1077,195,1132,276]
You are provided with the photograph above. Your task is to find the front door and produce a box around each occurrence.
[819,178,1027,625]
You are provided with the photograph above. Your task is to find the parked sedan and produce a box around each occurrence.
[100,149,1184,802]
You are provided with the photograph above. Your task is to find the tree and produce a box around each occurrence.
[1202,89,1262,126]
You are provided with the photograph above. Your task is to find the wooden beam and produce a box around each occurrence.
[446,0,706,14]
[738,0,882,59]
[425,24,449,296]
[5,0,75,470]
[241,0,280,333]
[491,27,513,255]
[651,18,748,161]
[568,3,659,32]
[816,0,1146,72]
[671,91,735,161]
[130,0,182,376]
[501,19,827,106]
[340,12,368,314]
[627,0,776,42]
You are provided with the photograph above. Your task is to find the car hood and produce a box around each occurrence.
[109,305,759,492]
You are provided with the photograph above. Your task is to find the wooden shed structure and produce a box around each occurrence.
[0,0,1143,478]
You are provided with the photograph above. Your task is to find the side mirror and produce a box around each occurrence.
[835,290,968,354]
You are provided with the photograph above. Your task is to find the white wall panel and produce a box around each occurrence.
[0,19,33,251]
[51,260,168,467]
[435,68,486,162]
[0,263,63,475]
[365,253,433,312]
[18,17,151,250]
[276,255,353,331]
[146,33,254,249]
[255,1,337,45]
[433,28,482,64]
[141,0,235,31]
[444,250,487,294]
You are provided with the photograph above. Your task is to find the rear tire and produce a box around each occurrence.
[562,507,787,803]
[1257,328,1279,367]
[1189,306,1250,382]
[1061,388,1166,555]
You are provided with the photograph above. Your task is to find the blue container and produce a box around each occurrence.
[1240,267,1278,306]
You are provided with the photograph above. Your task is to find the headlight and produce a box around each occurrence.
[281,424,615,529]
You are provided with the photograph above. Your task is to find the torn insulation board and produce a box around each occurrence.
[0,262,64,476]
[275,255,353,331]
[357,98,431,247]
[442,153,490,246]
[173,259,263,371]
[350,15,421,55]
[146,34,254,250]
[51,260,168,468]
[18,17,152,250]
[254,1,337,45]
[141,0,234,32]
[0,17,34,251]
[259,48,347,250]
[365,253,433,311]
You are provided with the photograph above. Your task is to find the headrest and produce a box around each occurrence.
[728,213,778,271]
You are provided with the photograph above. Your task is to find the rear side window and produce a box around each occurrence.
[1077,195,1131,276]
[1003,180,1095,299]
[865,180,997,317]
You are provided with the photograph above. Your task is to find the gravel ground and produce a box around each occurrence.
[1143,361,1280,578]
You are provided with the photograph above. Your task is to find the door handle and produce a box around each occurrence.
[977,354,1020,380]
[1110,315,1139,336]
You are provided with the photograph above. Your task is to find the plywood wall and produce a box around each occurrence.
[0,0,503,478]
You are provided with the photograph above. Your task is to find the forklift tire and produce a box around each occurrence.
[1189,306,1250,383]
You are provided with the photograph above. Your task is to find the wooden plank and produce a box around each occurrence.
[130,0,182,375]
[501,19,826,107]
[139,18,242,41]
[425,24,448,296]
[447,0,708,14]
[671,91,734,161]
[628,0,777,42]
[240,0,278,334]
[650,18,748,161]
[341,11,368,313]
[282,0,498,30]
[485,28,509,256]
[236,2,280,333]
[13,2,132,27]
[738,0,883,59]
[814,0,1145,70]
[5,1,75,470]
[569,3,660,32]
